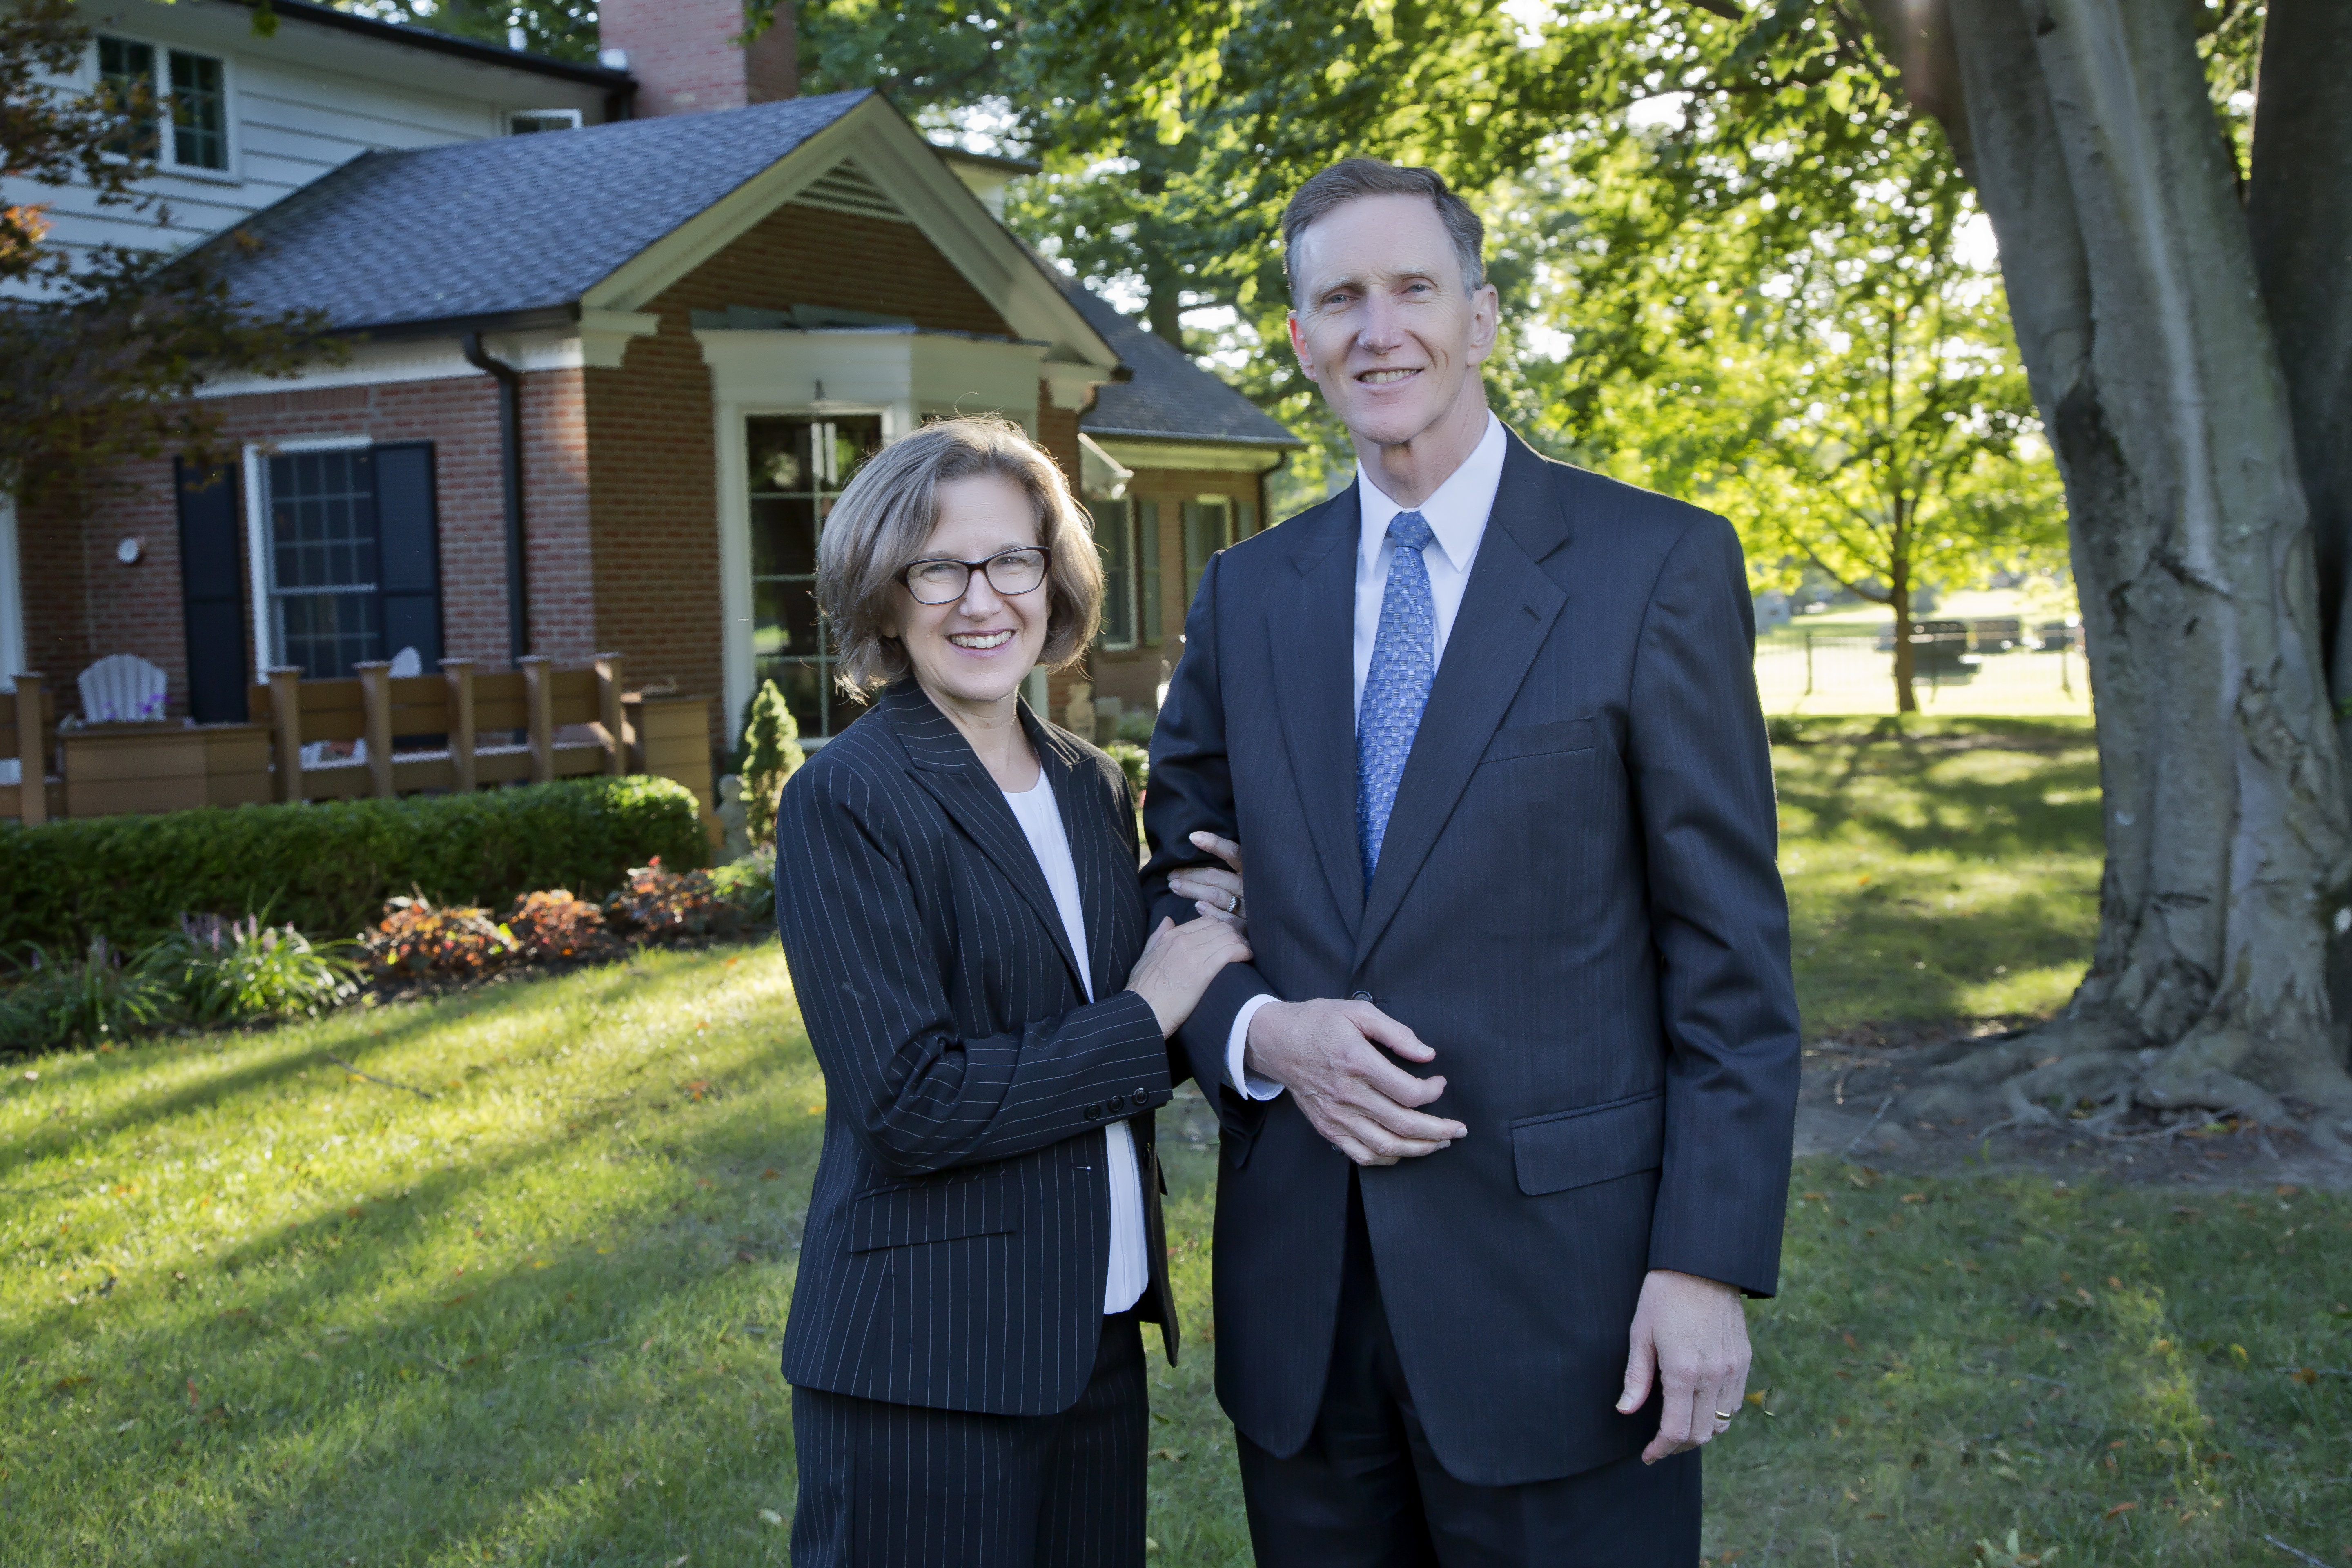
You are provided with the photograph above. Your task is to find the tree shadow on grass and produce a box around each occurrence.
[0,946,773,1175]
[1775,731,2104,861]
[13,990,826,1566]
[1792,878,2098,1027]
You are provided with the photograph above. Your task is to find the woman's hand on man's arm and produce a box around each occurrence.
[1125,912,1251,1038]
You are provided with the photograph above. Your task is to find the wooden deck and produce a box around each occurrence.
[1,657,715,834]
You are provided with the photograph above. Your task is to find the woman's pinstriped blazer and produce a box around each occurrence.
[774,678,1182,1418]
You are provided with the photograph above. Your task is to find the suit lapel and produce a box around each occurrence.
[1355,434,1572,966]
[884,683,1088,996]
[1269,488,1367,936]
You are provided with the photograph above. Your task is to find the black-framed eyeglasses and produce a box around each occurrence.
[901,547,1049,605]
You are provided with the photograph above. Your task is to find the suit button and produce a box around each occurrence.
[1107,1093,1125,1111]
[1350,990,1374,1003]
[1085,1104,1101,1120]
[1136,1085,1152,1101]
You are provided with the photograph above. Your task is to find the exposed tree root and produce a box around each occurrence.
[1891,1010,2352,1139]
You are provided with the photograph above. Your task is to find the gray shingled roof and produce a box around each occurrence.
[205,92,869,333]
[1060,277,1302,448]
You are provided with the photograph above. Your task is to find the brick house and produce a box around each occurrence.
[3,0,1298,762]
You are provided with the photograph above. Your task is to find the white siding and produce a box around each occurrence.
[3,0,612,275]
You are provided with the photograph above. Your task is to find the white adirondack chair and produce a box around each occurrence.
[389,646,423,677]
[78,654,168,724]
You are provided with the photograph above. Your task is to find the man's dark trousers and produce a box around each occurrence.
[1143,429,1800,1561]
[1237,1172,1700,1566]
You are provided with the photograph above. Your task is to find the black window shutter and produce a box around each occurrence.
[373,443,443,666]
[175,458,247,722]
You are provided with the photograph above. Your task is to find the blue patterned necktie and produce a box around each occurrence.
[1357,510,1437,889]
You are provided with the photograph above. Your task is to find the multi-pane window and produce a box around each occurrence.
[96,38,229,172]
[97,38,158,161]
[167,51,227,170]
[267,451,379,679]
[1092,499,1135,649]
[748,415,883,741]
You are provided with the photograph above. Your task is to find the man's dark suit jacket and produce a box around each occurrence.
[776,680,1180,1417]
[1142,429,1801,1487]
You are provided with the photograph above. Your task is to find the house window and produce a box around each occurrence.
[97,38,158,160]
[510,109,583,134]
[267,451,379,679]
[747,415,883,741]
[1093,499,1136,649]
[96,38,229,172]
[1182,498,1234,612]
[167,51,227,170]
[258,445,443,680]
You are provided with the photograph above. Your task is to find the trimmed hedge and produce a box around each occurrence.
[0,776,706,951]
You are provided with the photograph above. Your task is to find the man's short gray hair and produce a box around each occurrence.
[1282,158,1486,307]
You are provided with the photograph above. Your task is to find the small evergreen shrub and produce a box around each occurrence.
[735,681,805,849]
[0,775,705,951]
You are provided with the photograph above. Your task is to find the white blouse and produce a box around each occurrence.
[1001,771,1149,1315]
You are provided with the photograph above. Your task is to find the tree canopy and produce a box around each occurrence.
[2,0,324,501]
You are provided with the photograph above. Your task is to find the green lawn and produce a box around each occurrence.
[6,719,2345,1566]
[1771,717,2103,1033]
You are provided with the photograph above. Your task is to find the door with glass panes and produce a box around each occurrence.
[747,416,883,740]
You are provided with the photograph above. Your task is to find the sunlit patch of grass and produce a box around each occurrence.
[1,946,821,1566]
[1771,716,2102,1033]
[1705,1167,2352,1567]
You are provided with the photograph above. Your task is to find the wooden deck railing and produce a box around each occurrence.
[0,675,61,825]
[0,658,715,831]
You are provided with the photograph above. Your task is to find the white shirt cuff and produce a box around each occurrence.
[1225,993,1285,1100]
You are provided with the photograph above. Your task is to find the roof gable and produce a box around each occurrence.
[205,91,1120,376]
[581,94,1115,374]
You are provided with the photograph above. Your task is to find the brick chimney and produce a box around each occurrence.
[598,0,795,116]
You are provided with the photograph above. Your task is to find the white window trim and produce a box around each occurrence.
[510,108,584,133]
[715,402,906,746]
[243,437,372,674]
[0,491,25,690]
[89,35,242,184]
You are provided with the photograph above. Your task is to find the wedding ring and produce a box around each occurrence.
[1226,892,1239,914]
[1713,1410,1737,1421]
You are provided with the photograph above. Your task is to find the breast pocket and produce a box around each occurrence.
[1481,717,1597,764]
[846,1173,1017,1252]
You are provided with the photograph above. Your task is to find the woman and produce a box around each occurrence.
[773,415,1249,1567]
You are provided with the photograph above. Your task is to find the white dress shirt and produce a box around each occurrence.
[1223,412,1510,1097]
[1003,771,1149,1314]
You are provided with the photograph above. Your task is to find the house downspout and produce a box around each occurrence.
[461,332,529,662]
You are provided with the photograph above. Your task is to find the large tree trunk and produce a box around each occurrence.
[2246,0,2352,770]
[1888,0,2352,1129]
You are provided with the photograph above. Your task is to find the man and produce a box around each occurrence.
[1143,158,1800,1563]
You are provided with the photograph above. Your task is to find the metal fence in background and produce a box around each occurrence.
[1755,628,2091,717]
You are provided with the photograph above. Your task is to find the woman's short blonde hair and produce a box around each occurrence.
[816,414,1105,697]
